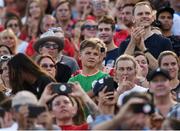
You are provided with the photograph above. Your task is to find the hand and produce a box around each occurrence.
[97,87,117,115]
[39,83,58,105]
[74,22,82,39]
[81,4,92,20]
[130,26,145,44]
[70,82,100,118]
[69,82,87,98]
[98,86,117,106]
[136,37,147,51]
[135,76,145,85]
[117,77,134,95]
[150,113,164,130]
[114,98,146,129]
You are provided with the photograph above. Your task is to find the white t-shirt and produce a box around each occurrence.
[0,122,18,131]
[117,85,148,106]
[17,41,29,53]
[172,14,180,36]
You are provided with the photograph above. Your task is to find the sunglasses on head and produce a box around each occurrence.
[41,63,55,68]
[84,25,98,30]
[43,43,59,49]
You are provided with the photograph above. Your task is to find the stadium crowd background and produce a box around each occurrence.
[0,0,179,130]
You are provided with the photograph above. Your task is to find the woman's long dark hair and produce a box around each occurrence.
[72,96,86,125]
[7,53,54,94]
[48,95,86,125]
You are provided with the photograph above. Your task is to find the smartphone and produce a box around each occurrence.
[28,105,46,118]
[103,77,118,93]
[51,83,72,95]
[131,103,155,115]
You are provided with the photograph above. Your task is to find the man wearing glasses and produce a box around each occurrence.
[34,28,79,74]
[33,29,73,82]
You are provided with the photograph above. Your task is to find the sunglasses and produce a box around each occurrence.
[84,25,98,30]
[43,43,59,49]
[41,63,55,68]
[7,23,19,28]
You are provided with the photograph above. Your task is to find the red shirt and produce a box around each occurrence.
[60,123,88,130]
[25,38,36,57]
[113,30,129,47]
[63,38,75,57]
[0,25,4,32]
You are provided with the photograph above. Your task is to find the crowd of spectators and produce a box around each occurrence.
[0,0,179,130]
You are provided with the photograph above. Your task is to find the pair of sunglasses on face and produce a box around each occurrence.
[83,25,98,30]
[41,63,55,68]
[42,43,59,49]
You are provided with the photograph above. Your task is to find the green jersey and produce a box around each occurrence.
[68,71,108,92]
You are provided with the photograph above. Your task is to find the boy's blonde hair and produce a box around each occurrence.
[80,38,102,52]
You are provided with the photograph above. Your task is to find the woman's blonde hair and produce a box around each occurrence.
[0,28,17,54]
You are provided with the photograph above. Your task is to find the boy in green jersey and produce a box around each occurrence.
[69,38,108,97]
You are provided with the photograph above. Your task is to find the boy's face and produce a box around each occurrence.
[80,47,100,68]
